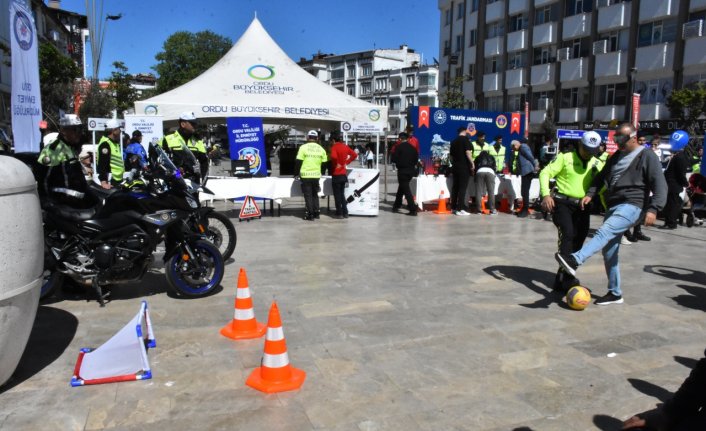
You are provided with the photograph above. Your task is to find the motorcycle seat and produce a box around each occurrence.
[45,201,96,221]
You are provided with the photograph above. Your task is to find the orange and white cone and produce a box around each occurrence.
[220,268,266,340]
[246,301,306,393]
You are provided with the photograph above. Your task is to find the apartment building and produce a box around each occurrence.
[438,0,706,135]
[298,46,439,133]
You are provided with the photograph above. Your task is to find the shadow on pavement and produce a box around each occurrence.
[674,355,698,369]
[592,414,624,430]
[671,284,706,312]
[0,306,78,394]
[628,378,673,402]
[644,265,706,286]
[482,265,571,309]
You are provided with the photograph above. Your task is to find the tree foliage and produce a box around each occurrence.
[38,42,81,125]
[441,76,468,109]
[108,61,138,117]
[541,100,556,140]
[78,84,115,126]
[152,31,232,94]
[667,84,706,135]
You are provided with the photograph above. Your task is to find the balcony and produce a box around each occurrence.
[508,0,528,15]
[530,63,555,87]
[639,0,678,22]
[533,22,557,46]
[597,2,630,32]
[560,57,588,83]
[486,1,505,23]
[593,105,625,121]
[483,73,501,92]
[634,43,675,73]
[639,103,670,121]
[559,108,587,123]
[507,30,528,52]
[484,36,504,57]
[594,51,627,79]
[535,0,557,7]
[684,36,706,69]
[692,0,706,12]
[505,69,526,89]
[530,110,547,125]
[563,13,591,40]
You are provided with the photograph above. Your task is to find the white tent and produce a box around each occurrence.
[134,18,388,129]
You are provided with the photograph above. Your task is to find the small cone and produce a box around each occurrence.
[433,190,452,214]
[481,196,490,215]
[220,268,266,340]
[246,301,306,393]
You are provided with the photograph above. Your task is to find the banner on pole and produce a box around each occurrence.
[10,0,42,153]
[227,117,267,176]
[124,116,164,150]
[632,93,641,130]
[524,102,529,139]
[340,121,384,134]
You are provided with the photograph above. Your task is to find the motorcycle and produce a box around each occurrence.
[40,143,224,306]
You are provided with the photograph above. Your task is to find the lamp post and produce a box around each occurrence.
[629,67,638,128]
[523,82,531,139]
[85,0,122,81]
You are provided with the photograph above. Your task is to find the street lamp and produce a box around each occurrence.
[629,67,638,126]
[523,83,531,139]
[85,0,122,81]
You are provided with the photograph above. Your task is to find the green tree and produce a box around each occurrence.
[38,42,81,126]
[152,30,232,94]
[541,101,556,140]
[108,61,138,117]
[667,83,706,135]
[78,84,115,127]
[441,76,468,109]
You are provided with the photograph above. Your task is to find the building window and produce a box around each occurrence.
[445,8,452,25]
[508,51,527,69]
[362,64,373,76]
[469,29,477,47]
[563,38,589,58]
[456,67,463,78]
[533,46,555,65]
[635,78,673,104]
[599,30,629,52]
[456,34,465,52]
[419,96,436,106]
[560,87,588,108]
[332,69,344,80]
[595,83,627,106]
[406,75,415,88]
[486,21,505,39]
[484,56,503,74]
[375,98,388,106]
[484,96,503,111]
[468,63,475,80]
[457,2,465,18]
[419,74,435,87]
[375,78,388,91]
[347,84,355,96]
[535,4,557,25]
[444,40,451,55]
[361,82,372,95]
[509,13,528,32]
[565,0,593,16]
[443,70,449,87]
[487,0,502,4]
[470,0,479,13]
[508,94,523,111]
[406,96,415,108]
[390,98,400,111]
[392,77,402,90]
[532,91,555,110]
[347,65,356,78]
[637,19,678,47]
[684,73,706,86]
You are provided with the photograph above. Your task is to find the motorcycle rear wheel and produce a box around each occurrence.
[166,240,224,297]
[203,211,236,261]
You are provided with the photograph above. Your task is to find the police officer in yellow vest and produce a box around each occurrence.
[189,132,209,179]
[539,131,603,292]
[484,135,507,174]
[295,130,328,221]
[162,111,201,181]
[470,131,487,161]
[97,118,125,190]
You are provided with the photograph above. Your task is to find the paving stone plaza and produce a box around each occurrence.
[2,188,705,430]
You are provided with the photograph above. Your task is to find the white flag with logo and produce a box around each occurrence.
[10,0,42,153]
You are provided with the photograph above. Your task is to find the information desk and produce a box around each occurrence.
[411,174,540,211]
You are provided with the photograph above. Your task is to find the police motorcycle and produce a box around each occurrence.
[40,143,224,306]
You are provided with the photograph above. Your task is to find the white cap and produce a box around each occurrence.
[43,132,59,146]
[307,130,318,139]
[58,114,82,127]
[105,118,122,130]
[581,131,601,153]
[179,111,197,122]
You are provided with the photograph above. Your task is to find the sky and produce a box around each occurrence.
[55,0,441,78]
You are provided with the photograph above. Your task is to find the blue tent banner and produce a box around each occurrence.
[227,117,266,176]
[408,106,525,172]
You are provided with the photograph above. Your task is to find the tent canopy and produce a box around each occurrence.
[134,18,388,130]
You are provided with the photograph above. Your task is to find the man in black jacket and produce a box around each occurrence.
[660,150,689,229]
[449,127,473,215]
[391,132,418,216]
[555,123,667,305]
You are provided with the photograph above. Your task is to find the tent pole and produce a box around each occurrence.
[383,135,388,202]
[375,134,379,170]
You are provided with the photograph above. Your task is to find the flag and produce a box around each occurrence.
[418,106,430,129]
[631,93,640,130]
[510,112,521,134]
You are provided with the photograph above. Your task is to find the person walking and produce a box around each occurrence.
[96,118,125,189]
[449,127,473,215]
[391,132,418,216]
[555,123,667,305]
[511,139,539,218]
[660,131,691,230]
[329,131,358,219]
[295,130,328,221]
[540,131,603,292]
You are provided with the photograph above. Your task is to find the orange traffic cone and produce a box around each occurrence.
[220,268,267,340]
[246,301,306,393]
[433,190,452,214]
[481,196,490,215]
[498,197,510,214]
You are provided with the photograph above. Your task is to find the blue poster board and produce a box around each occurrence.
[408,106,525,171]
[227,117,267,176]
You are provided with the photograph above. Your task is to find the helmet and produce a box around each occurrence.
[58,114,82,128]
[105,118,122,130]
[580,131,601,154]
[307,130,318,139]
[669,130,689,151]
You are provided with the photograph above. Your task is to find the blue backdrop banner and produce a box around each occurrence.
[227,117,266,176]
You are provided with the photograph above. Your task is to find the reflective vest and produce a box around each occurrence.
[539,151,601,199]
[484,143,506,172]
[38,137,75,167]
[164,131,190,151]
[594,152,609,172]
[98,136,124,182]
[470,141,485,159]
[188,139,206,154]
[296,142,328,179]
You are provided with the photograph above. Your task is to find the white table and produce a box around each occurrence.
[411,174,540,211]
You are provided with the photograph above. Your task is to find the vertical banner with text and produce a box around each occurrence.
[227,117,266,176]
[124,116,164,151]
[524,102,529,139]
[632,93,640,130]
[10,0,42,152]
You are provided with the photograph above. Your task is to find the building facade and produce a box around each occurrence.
[438,0,706,134]
[298,46,439,133]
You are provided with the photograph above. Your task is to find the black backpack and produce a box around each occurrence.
[474,151,496,174]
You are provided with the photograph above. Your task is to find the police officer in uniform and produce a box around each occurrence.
[96,118,125,189]
[36,114,90,206]
[295,130,328,221]
[189,132,209,180]
[540,131,603,291]
[471,131,487,161]
[162,112,201,181]
[484,134,507,174]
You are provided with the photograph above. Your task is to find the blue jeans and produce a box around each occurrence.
[572,203,642,297]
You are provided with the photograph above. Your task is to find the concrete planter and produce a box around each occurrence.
[0,155,43,386]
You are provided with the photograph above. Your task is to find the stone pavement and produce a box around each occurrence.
[1,201,706,431]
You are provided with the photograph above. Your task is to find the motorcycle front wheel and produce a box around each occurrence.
[203,211,236,261]
[166,240,224,297]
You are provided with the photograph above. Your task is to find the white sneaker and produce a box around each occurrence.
[459,210,471,216]
[490,210,498,215]
[620,236,632,245]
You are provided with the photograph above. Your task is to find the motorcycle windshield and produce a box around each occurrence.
[149,143,180,176]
